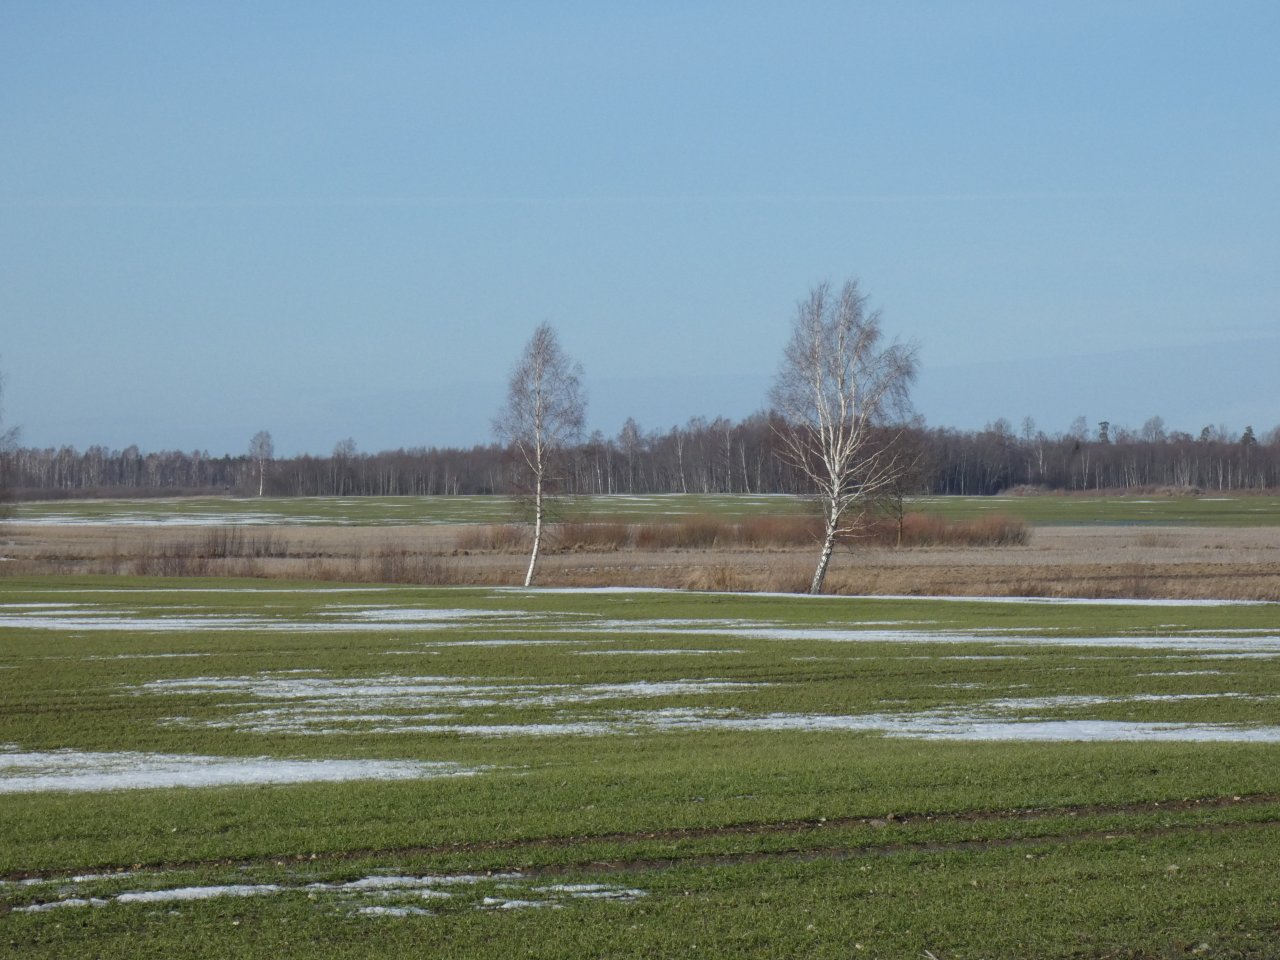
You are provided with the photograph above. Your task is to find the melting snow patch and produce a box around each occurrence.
[135,668,1276,742]
[0,745,483,793]
[655,711,1280,742]
[417,639,584,648]
[116,884,281,904]
[535,883,648,900]
[1140,670,1226,677]
[16,898,110,912]
[9,872,644,916]
[0,603,83,610]
[358,905,432,917]
[139,673,767,736]
[483,897,553,910]
[322,607,537,624]
[0,604,541,634]
[82,653,212,662]
[577,648,741,656]
[566,619,1280,654]
[866,595,1275,607]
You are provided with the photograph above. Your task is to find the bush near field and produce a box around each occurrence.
[455,512,1028,552]
[868,512,1030,547]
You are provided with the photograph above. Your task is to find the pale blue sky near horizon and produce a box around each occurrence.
[3,1,1278,457]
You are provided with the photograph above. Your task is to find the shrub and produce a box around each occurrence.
[634,516,724,549]
[863,512,1028,547]
[734,515,824,547]
[454,524,527,552]
[556,522,630,551]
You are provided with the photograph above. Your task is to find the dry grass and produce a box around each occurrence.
[452,516,818,552]
[442,513,1025,552]
[557,521,632,551]
[2,518,1277,600]
[453,524,528,552]
[862,513,1030,548]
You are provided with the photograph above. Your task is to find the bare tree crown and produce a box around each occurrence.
[770,280,918,496]
[249,430,274,461]
[769,278,918,593]
[494,323,586,468]
[770,281,916,435]
[0,366,17,452]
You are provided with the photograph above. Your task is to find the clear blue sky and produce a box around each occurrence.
[4,1,1278,456]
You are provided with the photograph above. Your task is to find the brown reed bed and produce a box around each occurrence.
[451,513,1026,553]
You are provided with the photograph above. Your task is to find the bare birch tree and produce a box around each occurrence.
[0,367,17,516]
[0,369,15,453]
[769,279,918,594]
[248,430,274,497]
[494,323,586,587]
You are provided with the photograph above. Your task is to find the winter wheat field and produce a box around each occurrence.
[3,568,1280,958]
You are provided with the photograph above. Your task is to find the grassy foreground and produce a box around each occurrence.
[2,577,1280,958]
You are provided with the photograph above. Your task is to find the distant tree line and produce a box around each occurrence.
[925,417,1280,494]
[5,415,1279,500]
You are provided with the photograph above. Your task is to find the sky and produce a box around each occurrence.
[3,1,1278,457]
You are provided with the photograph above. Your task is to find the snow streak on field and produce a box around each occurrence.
[0,602,561,633]
[133,671,1280,742]
[0,745,484,793]
[7,870,646,916]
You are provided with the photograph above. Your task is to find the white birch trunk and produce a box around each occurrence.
[809,502,840,594]
[524,450,543,587]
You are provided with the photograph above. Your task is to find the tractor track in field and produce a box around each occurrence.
[8,792,1279,887]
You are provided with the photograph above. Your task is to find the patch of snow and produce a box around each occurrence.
[418,639,584,648]
[980,692,1261,711]
[869,595,1273,607]
[535,883,647,901]
[1138,670,1225,677]
[673,712,1280,742]
[0,603,82,610]
[576,649,741,656]
[325,607,532,623]
[9,872,644,916]
[116,884,281,904]
[565,619,1280,654]
[15,898,110,912]
[0,745,483,794]
[140,670,768,737]
[81,653,212,662]
[483,897,555,910]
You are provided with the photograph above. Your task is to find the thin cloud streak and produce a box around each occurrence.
[0,191,1123,211]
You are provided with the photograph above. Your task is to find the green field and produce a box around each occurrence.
[914,494,1280,526]
[11,491,1280,527]
[8,494,811,526]
[3,578,1280,957]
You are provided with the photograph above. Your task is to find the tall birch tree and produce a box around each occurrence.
[494,323,586,587]
[248,430,273,497]
[0,368,17,516]
[769,279,918,594]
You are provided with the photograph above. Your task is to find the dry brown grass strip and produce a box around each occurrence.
[3,519,1276,600]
